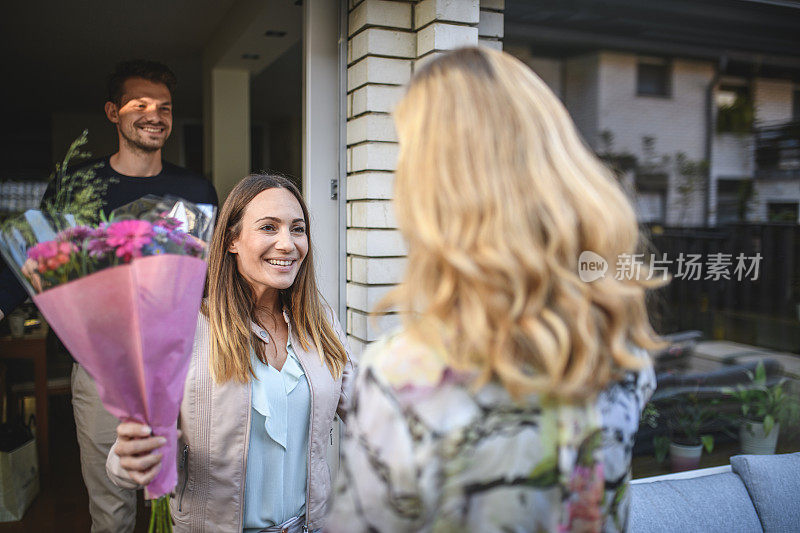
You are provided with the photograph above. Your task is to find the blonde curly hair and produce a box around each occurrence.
[380,47,663,401]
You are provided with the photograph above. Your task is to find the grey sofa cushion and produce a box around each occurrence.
[731,452,800,533]
[628,472,762,533]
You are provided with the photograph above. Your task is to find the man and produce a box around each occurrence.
[0,59,218,532]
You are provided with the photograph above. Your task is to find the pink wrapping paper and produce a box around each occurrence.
[33,254,206,498]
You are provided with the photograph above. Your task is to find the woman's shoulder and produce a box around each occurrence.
[600,345,656,407]
[360,330,450,392]
[192,308,211,358]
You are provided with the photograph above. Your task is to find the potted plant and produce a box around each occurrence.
[663,393,716,472]
[724,361,800,455]
[640,402,669,464]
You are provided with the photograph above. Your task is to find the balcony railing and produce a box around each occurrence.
[754,120,800,180]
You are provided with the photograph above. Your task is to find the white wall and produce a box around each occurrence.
[303,0,343,312]
[564,53,600,148]
[709,133,755,225]
[595,52,715,226]
[597,53,713,161]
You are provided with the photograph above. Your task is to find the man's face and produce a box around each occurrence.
[106,77,172,153]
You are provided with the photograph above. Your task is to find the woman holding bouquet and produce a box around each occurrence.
[106,174,354,533]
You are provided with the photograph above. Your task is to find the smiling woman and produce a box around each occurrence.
[229,187,309,300]
[106,173,354,533]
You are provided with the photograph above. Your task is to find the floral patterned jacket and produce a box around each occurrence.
[326,333,655,533]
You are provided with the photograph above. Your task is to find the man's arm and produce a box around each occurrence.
[0,180,56,320]
[0,267,29,320]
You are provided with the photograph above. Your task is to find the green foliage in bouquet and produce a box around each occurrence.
[46,129,114,223]
[1,130,115,242]
[148,496,173,533]
[0,131,209,296]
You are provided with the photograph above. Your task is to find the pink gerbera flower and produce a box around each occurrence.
[28,240,76,272]
[106,220,154,262]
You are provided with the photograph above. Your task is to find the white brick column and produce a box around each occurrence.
[345,0,504,355]
[478,0,504,50]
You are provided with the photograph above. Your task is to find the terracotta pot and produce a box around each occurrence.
[740,420,780,455]
[670,442,703,472]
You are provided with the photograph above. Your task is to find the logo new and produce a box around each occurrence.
[578,251,608,282]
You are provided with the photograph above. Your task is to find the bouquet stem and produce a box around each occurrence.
[148,495,173,533]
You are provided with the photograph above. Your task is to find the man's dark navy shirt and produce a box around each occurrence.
[0,156,218,316]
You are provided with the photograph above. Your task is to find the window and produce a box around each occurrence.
[716,84,754,134]
[716,178,753,224]
[767,202,799,223]
[635,172,668,223]
[637,58,671,97]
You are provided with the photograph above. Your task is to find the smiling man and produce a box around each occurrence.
[86,59,218,212]
[0,60,218,312]
[73,60,218,533]
[0,59,217,533]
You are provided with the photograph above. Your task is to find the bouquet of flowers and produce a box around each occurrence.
[0,132,215,532]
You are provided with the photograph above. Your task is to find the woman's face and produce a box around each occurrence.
[229,188,308,296]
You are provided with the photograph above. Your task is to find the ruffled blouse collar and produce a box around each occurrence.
[249,309,306,448]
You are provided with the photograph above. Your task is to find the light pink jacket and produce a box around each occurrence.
[107,310,355,532]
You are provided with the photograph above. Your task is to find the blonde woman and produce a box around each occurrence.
[327,48,659,532]
[106,174,353,533]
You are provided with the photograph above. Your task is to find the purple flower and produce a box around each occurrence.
[56,225,93,246]
[85,225,113,259]
[153,213,182,231]
[86,237,113,259]
[165,230,204,257]
[182,237,204,256]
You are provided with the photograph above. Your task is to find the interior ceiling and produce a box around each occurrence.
[0,0,302,119]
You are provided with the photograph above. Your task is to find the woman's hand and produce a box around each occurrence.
[113,422,166,486]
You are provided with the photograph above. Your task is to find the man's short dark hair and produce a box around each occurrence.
[106,59,177,105]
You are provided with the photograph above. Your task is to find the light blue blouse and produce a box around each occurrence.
[243,333,311,533]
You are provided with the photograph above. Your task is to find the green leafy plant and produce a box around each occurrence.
[640,402,670,463]
[653,435,670,463]
[596,130,639,177]
[724,361,800,437]
[673,151,709,222]
[663,392,716,452]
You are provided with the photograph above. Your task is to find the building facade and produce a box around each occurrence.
[502,0,800,229]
